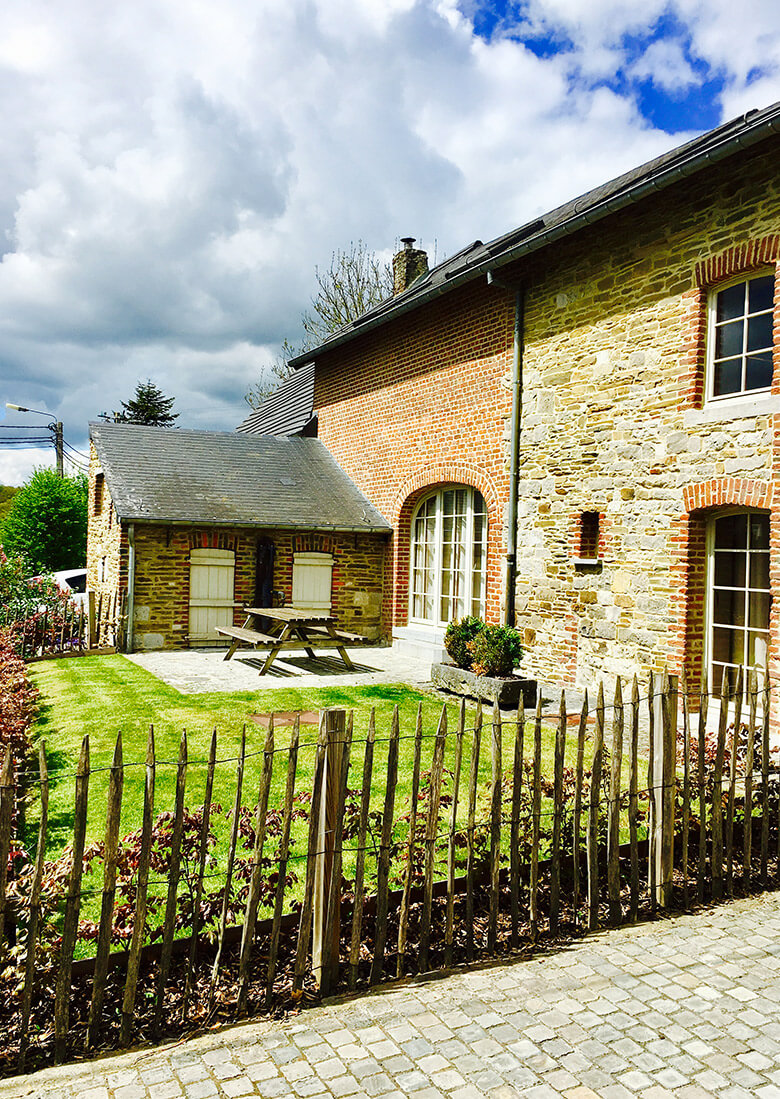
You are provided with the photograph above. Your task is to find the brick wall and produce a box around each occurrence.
[314,278,514,631]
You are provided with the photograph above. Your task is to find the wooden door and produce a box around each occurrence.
[189,548,235,645]
[292,552,333,613]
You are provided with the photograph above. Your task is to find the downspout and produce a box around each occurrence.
[126,523,135,653]
[487,272,524,625]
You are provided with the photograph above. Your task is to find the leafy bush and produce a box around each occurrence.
[444,616,484,669]
[0,467,87,573]
[468,624,523,677]
[0,549,66,619]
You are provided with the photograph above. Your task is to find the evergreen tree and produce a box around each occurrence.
[0,468,88,572]
[101,379,179,425]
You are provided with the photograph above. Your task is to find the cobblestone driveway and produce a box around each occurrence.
[7,892,780,1099]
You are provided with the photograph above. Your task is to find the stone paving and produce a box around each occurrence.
[7,892,780,1099]
[125,646,433,695]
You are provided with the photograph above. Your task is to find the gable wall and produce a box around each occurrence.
[314,278,514,629]
[512,137,780,691]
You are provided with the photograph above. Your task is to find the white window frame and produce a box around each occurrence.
[705,509,771,693]
[408,486,487,628]
[706,269,775,404]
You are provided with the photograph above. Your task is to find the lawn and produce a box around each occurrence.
[27,653,598,941]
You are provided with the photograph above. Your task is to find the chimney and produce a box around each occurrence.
[393,237,428,295]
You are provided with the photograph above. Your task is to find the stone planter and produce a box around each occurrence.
[430,662,537,708]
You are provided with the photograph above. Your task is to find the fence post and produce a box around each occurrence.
[312,708,346,992]
[656,674,677,908]
[87,590,96,648]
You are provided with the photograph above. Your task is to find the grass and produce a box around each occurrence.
[27,653,617,948]
[29,653,583,853]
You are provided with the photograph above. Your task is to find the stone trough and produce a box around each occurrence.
[430,661,537,708]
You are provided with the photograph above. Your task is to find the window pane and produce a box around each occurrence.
[749,514,769,551]
[716,282,745,322]
[745,352,773,392]
[713,588,745,627]
[749,552,770,590]
[712,626,744,665]
[714,551,746,588]
[749,632,769,669]
[746,312,773,352]
[715,514,747,549]
[713,358,742,397]
[715,319,744,360]
[749,591,771,630]
[749,274,774,313]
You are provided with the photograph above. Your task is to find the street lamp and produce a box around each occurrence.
[5,403,64,475]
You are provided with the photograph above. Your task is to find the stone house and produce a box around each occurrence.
[87,424,390,650]
[88,101,780,702]
[275,101,780,701]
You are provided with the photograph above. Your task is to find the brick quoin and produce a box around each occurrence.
[314,278,514,637]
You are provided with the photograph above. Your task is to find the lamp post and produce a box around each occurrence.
[5,403,64,476]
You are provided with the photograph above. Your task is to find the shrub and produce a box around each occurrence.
[468,624,523,677]
[444,616,484,669]
[0,630,37,761]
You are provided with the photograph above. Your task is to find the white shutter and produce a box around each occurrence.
[189,548,235,644]
[292,552,333,613]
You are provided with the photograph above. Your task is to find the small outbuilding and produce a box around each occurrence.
[87,423,391,651]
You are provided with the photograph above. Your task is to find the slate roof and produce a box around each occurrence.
[289,100,780,369]
[236,361,316,436]
[89,423,391,532]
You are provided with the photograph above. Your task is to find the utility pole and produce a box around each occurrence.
[55,421,64,477]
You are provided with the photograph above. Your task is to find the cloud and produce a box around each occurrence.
[1,0,778,486]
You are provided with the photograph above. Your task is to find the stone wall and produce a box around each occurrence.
[129,525,386,651]
[509,138,780,692]
[86,441,126,640]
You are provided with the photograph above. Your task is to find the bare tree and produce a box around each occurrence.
[245,241,392,408]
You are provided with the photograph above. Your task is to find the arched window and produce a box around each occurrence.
[409,486,487,626]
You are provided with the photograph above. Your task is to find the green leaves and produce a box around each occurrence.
[0,468,87,573]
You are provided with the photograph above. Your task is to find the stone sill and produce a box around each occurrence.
[572,557,602,570]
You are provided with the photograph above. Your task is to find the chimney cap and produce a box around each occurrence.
[400,236,416,249]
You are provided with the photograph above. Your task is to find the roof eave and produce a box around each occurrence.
[113,514,392,534]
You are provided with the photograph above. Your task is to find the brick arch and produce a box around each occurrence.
[694,233,780,287]
[683,477,775,514]
[389,463,505,629]
[390,462,502,527]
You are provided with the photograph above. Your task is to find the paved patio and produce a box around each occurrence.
[126,645,434,695]
[8,892,780,1099]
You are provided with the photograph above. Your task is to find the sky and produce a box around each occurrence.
[1,0,779,484]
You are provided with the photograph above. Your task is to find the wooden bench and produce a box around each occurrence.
[215,624,279,660]
[306,626,369,644]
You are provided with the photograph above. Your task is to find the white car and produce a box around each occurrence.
[51,568,89,610]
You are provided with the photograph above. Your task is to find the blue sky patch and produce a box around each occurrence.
[462,1,727,133]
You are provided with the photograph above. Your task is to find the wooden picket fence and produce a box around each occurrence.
[0,670,777,1072]
[0,590,126,659]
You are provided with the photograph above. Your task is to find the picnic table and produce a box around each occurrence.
[215,606,364,676]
